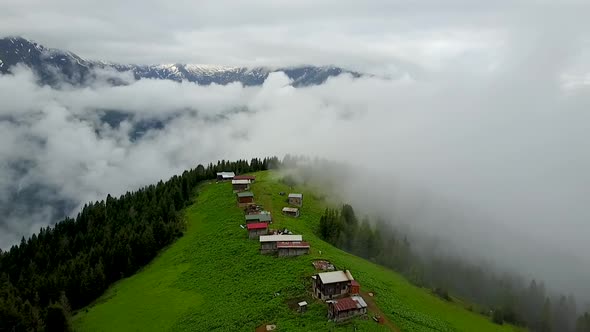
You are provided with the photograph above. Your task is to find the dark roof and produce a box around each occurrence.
[234,175,256,180]
[277,241,310,249]
[245,214,272,222]
[237,191,254,198]
[246,222,268,230]
[333,296,367,312]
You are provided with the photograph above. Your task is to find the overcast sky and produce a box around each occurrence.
[1,0,590,299]
[0,0,587,74]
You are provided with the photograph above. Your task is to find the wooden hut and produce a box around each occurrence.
[282,207,299,218]
[232,179,251,192]
[245,213,272,224]
[237,191,254,206]
[216,172,235,181]
[234,175,256,182]
[312,270,355,300]
[277,241,310,257]
[288,193,303,207]
[246,222,268,239]
[259,234,302,254]
[327,295,368,322]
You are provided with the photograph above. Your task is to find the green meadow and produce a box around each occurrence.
[73,171,523,331]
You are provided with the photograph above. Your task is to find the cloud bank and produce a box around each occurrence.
[1,6,590,298]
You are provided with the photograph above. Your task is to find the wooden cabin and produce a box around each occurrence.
[237,191,254,206]
[288,193,303,207]
[282,207,299,218]
[259,234,302,254]
[234,175,256,182]
[216,172,235,181]
[277,241,310,257]
[327,295,368,322]
[312,270,355,300]
[246,222,268,239]
[232,179,251,192]
[245,213,272,224]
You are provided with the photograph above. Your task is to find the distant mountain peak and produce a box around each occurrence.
[0,36,361,87]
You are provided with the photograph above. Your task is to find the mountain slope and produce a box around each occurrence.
[72,171,523,332]
[0,37,360,87]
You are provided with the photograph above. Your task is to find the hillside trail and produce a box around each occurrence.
[361,291,400,332]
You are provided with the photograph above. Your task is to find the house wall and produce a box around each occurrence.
[248,228,268,239]
[238,197,254,204]
[284,210,299,217]
[278,247,309,257]
[329,307,367,322]
[313,279,350,300]
[288,197,302,206]
[233,184,249,191]
[260,242,277,254]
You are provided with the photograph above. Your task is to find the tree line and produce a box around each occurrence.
[0,157,280,332]
[318,204,590,332]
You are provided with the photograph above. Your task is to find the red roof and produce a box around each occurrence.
[333,297,358,312]
[276,241,310,249]
[246,222,268,230]
[234,175,256,180]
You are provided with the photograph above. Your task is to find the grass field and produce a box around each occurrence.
[73,171,524,331]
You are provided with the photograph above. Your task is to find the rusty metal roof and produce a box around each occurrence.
[259,235,302,243]
[333,296,367,312]
[276,241,310,249]
[246,222,268,230]
[234,175,256,180]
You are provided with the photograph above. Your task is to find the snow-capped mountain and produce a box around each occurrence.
[0,37,360,87]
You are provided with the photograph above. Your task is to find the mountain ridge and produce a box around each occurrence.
[0,36,361,87]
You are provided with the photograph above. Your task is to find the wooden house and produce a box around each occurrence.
[327,295,368,322]
[232,179,251,192]
[245,213,272,224]
[277,241,310,257]
[288,193,303,207]
[246,222,268,239]
[216,172,235,181]
[282,207,299,218]
[259,234,302,254]
[312,270,355,300]
[234,175,256,182]
[237,191,254,205]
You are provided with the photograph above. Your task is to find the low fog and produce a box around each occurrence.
[2,12,590,302]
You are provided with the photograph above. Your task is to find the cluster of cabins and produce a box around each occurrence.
[217,171,369,323]
[217,172,310,257]
[312,268,368,322]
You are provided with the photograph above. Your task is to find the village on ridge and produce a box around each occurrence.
[216,171,371,324]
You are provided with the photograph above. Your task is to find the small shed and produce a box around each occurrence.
[327,295,368,322]
[312,270,355,300]
[298,301,308,313]
[282,207,299,218]
[246,222,268,239]
[288,193,303,207]
[245,213,272,224]
[234,175,256,182]
[216,172,235,181]
[277,241,310,257]
[237,191,254,205]
[259,234,303,254]
[232,179,251,192]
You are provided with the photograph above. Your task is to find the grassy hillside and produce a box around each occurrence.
[73,171,523,331]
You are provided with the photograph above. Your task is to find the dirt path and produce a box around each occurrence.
[361,291,400,332]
